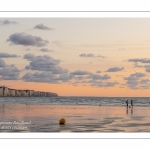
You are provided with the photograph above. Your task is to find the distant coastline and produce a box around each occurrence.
[0,86,58,97]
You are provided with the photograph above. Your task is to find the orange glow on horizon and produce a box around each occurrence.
[0,80,150,97]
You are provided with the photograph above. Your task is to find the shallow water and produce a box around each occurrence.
[0,97,150,106]
[0,103,150,132]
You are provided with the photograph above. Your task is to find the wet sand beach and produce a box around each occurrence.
[0,103,150,132]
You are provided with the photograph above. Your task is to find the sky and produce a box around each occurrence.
[0,18,150,97]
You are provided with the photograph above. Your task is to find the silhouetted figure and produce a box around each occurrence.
[126,100,128,107]
[131,100,133,107]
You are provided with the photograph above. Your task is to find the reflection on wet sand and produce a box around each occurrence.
[126,107,128,114]
[126,106,133,115]
[131,107,133,115]
[0,103,150,132]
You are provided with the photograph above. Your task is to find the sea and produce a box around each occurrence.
[0,97,150,132]
[0,97,150,106]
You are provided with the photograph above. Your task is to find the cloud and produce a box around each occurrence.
[0,53,19,58]
[0,59,6,67]
[131,62,150,73]
[40,48,53,52]
[138,85,150,89]
[128,58,150,72]
[88,73,111,80]
[79,53,106,58]
[22,71,73,83]
[0,64,20,80]
[100,74,111,80]
[133,62,144,68]
[128,58,150,63]
[0,20,18,25]
[70,70,90,75]
[124,72,149,89]
[140,79,150,84]
[22,54,116,87]
[25,55,60,70]
[22,61,116,87]
[56,73,74,82]
[104,82,119,87]
[71,72,113,87]
[22,53,113,86]
[74,76,84,81]
[24,55,68,74]
[124,72,146,81]
[7,33,49,47]
[96,70,101,73]
[22,53,113,85]
[69,69,112,86]
[79,53,94,57]
[23,53,36,61]
[97,55,106,58]
[22,71,56,83]
[145,66,150,72]
[33,24,54,30]
[51,67,69,74]
[90,81,119,88]
[0,59,21,80]
[106,67,124,72]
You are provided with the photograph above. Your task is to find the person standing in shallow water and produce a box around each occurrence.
[131,100,133,107]
[126,100,128,107]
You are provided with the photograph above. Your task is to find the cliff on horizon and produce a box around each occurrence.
[0,86,58,97]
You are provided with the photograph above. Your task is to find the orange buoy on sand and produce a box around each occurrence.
[59,118,66,125]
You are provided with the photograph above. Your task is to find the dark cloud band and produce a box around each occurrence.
[7,33,49,47]
[0,20,18,25]
[79,53,106,58]
[106,67,124,72]
[33,24,54,30]
[0,53,19,58]
[128,58,150,63]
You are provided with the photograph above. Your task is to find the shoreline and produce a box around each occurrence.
[0,102,149,107]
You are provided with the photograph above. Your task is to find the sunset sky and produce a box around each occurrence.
[1,18,150,97]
